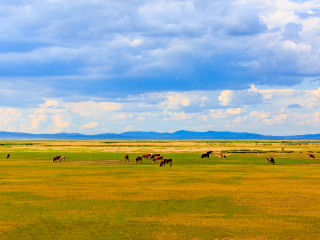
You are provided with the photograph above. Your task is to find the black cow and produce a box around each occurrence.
[201,153,210,159]
[308,154,315,159]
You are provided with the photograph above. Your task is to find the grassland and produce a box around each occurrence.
[0,140,320,239]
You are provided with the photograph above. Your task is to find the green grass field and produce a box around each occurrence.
[0,140,320,239]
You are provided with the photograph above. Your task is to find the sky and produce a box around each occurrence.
[0,0,320,136]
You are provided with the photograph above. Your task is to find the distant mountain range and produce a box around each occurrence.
[0,130,320,140]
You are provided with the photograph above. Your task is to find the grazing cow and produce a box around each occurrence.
[201,153,210,159]
[266,157,275,165]
[152,156,163,163]
[219,154,226,159]
[282,148,284,152]
[308,154,315,159]
[142,154,151,159]
[136,156,142,164]
[125,154,129,162]
[6,153,10,159]
[53,155,61,163]
[60,156,66,162]
[160,158,172,167]
[148,153,159,159]
[207,151,213,155]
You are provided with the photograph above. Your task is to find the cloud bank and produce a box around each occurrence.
[0,0,320,135]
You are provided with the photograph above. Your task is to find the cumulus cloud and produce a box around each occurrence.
[295,11,320,19]
[226,108,246,115]
[28,114,47,130]
[219,85,263,106]
[281,22,302,41]
[0,0,319,105]
[124,125,134,131]
[163,111,193,121]
[81,122,99,129]
[306,103,319,108]
[113,114,127,120]
[233,116,249,124]
[223,7,268,36]
[51,114,71,133]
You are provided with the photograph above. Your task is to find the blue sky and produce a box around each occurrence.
[0,0,320,135]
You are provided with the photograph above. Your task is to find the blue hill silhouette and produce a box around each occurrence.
[0,131,320,140]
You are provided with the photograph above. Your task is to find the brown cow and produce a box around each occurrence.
[266,157,275,165]
[53,155,61,163]
[219,154,226,159]
[60,156,66,162]
[6,153,10,159]
[152,156,163,163]
[142,154,151,159]
[125,154,129,162]
[160,158,172,167]
[136,156,142,164]
[150,153,160,158]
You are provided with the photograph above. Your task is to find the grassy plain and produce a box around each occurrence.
[0,140,320,239]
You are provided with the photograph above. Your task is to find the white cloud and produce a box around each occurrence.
[28,114,47,130]
[226,107,246,115]
[210,109,228,119]
[66,102,123,117]
[113,114,127,120]
[160,92,211,109]
[124,125,134,131]
[164,111,193,121]
[219,85,263,106]
[263,113,288,125]
[51,114,71,132]
[124,38,144,47]
[81,122,99,129]
[45,100,59,108]
[0,85,319,135]
[249,111,269,119]
[233,116,248,123]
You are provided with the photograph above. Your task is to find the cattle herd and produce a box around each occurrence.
[132,153,173,167]
[4,150,317,166]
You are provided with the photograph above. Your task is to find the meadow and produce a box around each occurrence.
[0,140,320,239]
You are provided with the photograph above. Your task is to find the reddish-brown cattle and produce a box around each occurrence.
[6,153,10,159]
[152,156,163,163]
[142,154,151,159]
[125,154,129,162]
[160,158,172,167]
[53,155,62,163]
